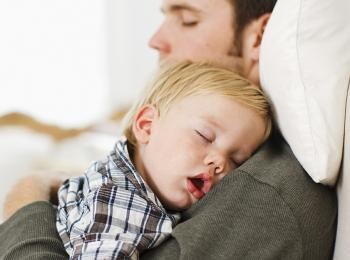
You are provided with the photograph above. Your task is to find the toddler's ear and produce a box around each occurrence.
[132,105,158,144]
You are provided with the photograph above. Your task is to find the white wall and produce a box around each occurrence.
[106,1,162,111]
[0,0,162,127]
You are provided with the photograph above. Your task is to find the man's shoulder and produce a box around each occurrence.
[236,132,337,258]
[239,132,305,185]
[239,131,335,201]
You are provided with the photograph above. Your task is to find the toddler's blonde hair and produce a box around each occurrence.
[122,61,272,149]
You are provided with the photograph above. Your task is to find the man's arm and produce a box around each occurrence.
[0,201,68,260]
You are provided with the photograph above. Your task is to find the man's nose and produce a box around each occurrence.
[148,25,171,55]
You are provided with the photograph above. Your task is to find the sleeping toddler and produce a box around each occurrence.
[56,61,272,259]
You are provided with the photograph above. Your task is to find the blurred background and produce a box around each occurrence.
[0,0,162,220]
[0,0,162,127]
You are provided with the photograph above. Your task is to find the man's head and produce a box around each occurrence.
[149,0,277,85]
[122,61,271,210]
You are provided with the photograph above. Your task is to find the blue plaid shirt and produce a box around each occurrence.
[56,138,180,260]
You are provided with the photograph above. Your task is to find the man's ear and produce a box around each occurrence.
[132,105,158,144]
[243,13,271,62]
[240,13,271,85]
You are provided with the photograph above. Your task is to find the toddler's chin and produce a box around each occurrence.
[163,198,197,212]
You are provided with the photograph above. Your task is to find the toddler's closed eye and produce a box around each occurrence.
[195,130,212,143]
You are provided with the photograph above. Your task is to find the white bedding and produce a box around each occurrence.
[0,125,119,222]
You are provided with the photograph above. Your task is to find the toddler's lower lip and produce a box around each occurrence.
[187,178,204,199]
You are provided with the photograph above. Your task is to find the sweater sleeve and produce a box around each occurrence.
[0,201,68,260]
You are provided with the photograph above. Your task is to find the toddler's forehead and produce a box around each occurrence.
[156,92,214,114]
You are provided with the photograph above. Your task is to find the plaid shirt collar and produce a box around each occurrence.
[112,137,179,224]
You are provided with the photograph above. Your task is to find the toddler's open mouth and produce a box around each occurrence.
[187,173,213,199]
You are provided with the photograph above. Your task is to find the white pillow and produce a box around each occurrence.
[260,0,350,185]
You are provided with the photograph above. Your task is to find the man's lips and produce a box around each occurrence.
[187,173,213,200]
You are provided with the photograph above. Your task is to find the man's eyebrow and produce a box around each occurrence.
[161,3,201,14]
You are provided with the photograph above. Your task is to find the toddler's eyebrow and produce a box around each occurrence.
[200,115,222,131]
[199,115,223,131]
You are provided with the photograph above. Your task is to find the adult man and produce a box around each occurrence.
[0,0,337,259]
